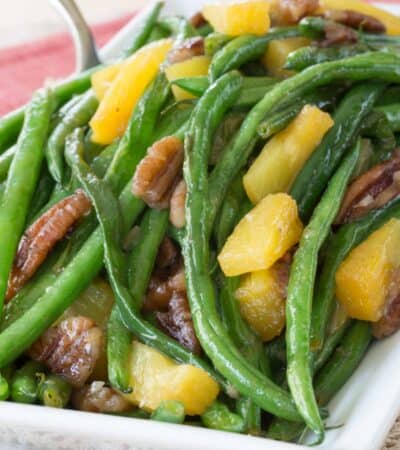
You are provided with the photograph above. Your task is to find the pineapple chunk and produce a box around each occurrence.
[319,0,400,36]
[165,56,211,101]
[263,37,311,78]
[218,193,303,276]
[236,267,286,341]
[92,62,123,101]
[202,1,270,36]
[90,38,173,144]
[243,105,334,204]
[123,341,219,415]
[336,219,400,322]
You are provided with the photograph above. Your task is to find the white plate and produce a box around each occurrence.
[1,2,400,450]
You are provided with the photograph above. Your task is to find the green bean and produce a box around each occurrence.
[10,361,45,404]
[201,402,245,433]
[0,70,94,154]
[313,319,352,373]
[209,53,400,229]
[360,110,396,160]
[196,23,213,38]
[26,168,55,223]
[123,2,164,56]
[172,76,278,107]
[0,145,15,182]
[90,140,120,178]
[218,275,265,434]
[37,374,72,408]
[146,23,171,43]
[45,91,98,183]
[290,82,385,221]
[209,27,302,81]
[376,86,400,106]
[151,400,185,424]
[205,32,233,56]
[311,195,400,352]
[286,142,360,439]
[107,305,132,393]
[153,103,194,142]
[65,129,226,388]
[108,207,168,393]
[375,104,400,132]
[0,89,54,312]
[159,16,196,41]
[183,71,301,421]
[0,373,9,400]
[285,44,369,71]
[314,321,371,405]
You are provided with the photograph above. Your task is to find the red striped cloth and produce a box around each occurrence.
[0,15,133,115]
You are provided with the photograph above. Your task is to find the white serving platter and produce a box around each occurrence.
[0,2,399,449]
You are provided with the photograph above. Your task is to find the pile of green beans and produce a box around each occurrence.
[0,1,399,444]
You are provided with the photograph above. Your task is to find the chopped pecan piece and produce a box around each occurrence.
[169,179,187,228]
[28,316,103,388]
[336,150,400,224]
[156,292,201,354]
[270,0,319,25]
[318,21,358,47]
[324,9,386,34]
[156,237,179,270]
[72,381,132,413]
[189,12,208,29]
[6,189,91,301]
[373,268,400,339]
[132,136,184,209]
[167,37,205,65]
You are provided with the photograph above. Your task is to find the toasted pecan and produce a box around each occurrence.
[28,316,103,388]
[6,189,91,301]
[319,21,359,47]
[132,136,184,209]
[189,12,208,29]
[167,37,205,65]
[72,381,132,413]
[324,9,386,34]
[270,0,319,25]
[156,292,201,354]
[169,179,187,229]
[336,150,400,224]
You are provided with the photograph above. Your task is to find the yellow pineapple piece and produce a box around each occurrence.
[263,37,311,77]
[202,0,270,36]
[90,38,173,144]
[320,0,400,36]
[236,266,286,341]
[92,62,123,101]
[123,341,219,415]
[243,105,334,204]
[165,56,211,101]
[218,193,303,276]
[336,219,400,322]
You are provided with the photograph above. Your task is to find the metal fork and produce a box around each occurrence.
[50,0,101,72]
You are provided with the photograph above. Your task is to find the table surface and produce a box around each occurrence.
[1,1,400,449]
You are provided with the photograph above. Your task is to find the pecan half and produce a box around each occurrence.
[318,21,358,47]
[373,268,400,339]
[270,0,319,26]
[28,316,103,388]
[132,136,184,209]
[167,37,205,65]
[336,150,400,224]
[72,381,132,413]
[6,189,91,301]
[324,9,386,34]
[156,292,201,354]
[189,12,207,29]
[169,179,187,229]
